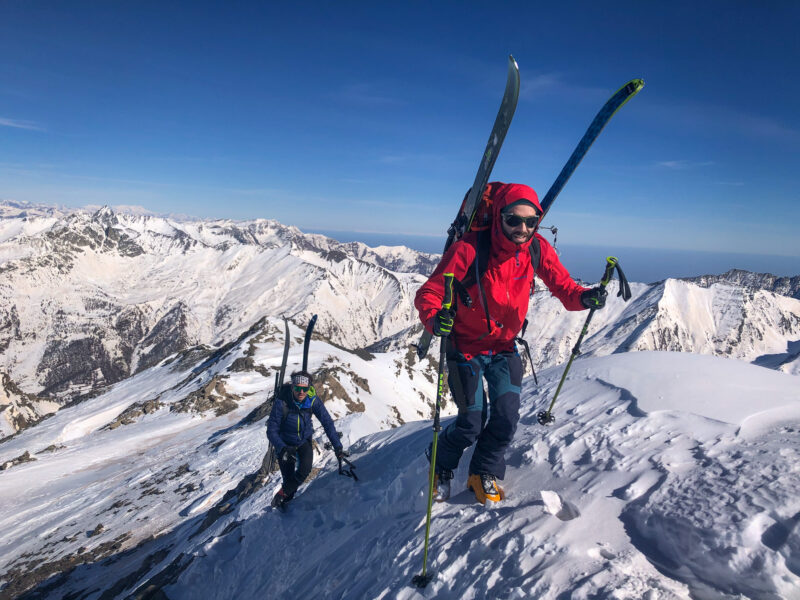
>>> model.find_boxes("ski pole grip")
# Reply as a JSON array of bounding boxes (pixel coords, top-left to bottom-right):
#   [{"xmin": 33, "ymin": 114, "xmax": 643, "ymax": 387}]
[
  {"xmin": 442, "ymin": 273, "xmax": 455, "ymax": 311},
  {"xmin": 600, "ymin": 256, "xmax": 618, "ymax": 287}
]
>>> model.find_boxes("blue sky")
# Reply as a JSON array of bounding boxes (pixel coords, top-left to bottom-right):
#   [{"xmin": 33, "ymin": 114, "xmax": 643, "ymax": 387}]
[{"xmin": 1, "ymin": 1, "xmax": 799, "ymax": 265}]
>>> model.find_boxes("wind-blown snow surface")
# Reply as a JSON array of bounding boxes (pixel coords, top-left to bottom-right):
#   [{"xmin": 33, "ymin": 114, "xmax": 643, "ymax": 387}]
[{"xmin": 3, "ymin": 352, "xmax": 798, "ymax": 599}]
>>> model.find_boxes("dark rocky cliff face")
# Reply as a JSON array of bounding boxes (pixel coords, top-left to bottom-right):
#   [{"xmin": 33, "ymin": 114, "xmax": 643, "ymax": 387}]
[
  {"xmin": 0, "ymin": 305, "xmax": 20, "ymax": 354},
  {"xmin": 136, "ymin": 303, "xmax": 194, "ymax": 372},
  {"xmin": 37, "ymin": 335, "xmax": 128, "ymax": 401}
]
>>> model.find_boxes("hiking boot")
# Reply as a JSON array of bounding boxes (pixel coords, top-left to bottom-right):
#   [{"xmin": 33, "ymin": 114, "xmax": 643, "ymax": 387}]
[
  {"xmin": 467, "ymin": 473, "xmax": 505, "ymax": 504},
  {"xmin": 433, "ymin": 469, "xmax": 454, "ymax": 502},
  {"xmin": 425, "ymin": 444, "xmax": 453, "ymax": 502},
  {"xmin": 271, "ymin": 488, "xmax": 291, "ymax": 509}
]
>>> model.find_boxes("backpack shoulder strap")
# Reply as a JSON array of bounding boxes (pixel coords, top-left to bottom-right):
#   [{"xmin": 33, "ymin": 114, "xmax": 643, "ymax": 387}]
[
  {"xmin": 471, "ymin": 230, "xmax": 492, "ymax": 334},
  {"xmin": 529, "ymin": 234, "xmax": 541, "ymax": 274},
  {"xmin": 281, "ymin": 396, "xmax": 290, "ymax": 424},
  {"xmin": 458, "ymin": 230, "xmax": 491, "ymax": 290}
]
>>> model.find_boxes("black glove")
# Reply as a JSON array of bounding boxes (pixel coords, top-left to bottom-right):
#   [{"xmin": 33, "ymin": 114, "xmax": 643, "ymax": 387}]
[
  {"xmin": 335, "ymin": 448, "xmax": 348, "ymax": 459},
  {"xmin": 279, "ymin": 446, "xmax": 297, "ymax": 462},
  {"xmin": 581, "ymin": 286, "xmax": 608, "ymax": 309},
  {"xmin": 431, "ymin": 308, "xmax": 454, "ymax": 337}
]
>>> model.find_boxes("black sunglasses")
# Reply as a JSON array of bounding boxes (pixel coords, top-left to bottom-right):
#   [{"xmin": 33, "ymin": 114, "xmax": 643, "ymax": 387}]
[
  {"xmin": 501, "ymin": 213, "xmax": 540, "ymax": 228},
  {"xmin": 293, "ymin": 385, "xmax": 309, "ymax": 393}
]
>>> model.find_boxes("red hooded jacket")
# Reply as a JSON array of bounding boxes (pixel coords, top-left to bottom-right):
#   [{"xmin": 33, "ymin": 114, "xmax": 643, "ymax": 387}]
[{"xmin": 414, "ymin": 182, "xmax": 588, "ymax": 358}]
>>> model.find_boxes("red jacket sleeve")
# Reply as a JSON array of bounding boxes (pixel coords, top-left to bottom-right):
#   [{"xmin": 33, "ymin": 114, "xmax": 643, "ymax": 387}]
[
  {"xmin": 536, "ymin": 235, "xmax": 588, "ymax": 311},
  {"xmin": 414, "ymin": 239, "xmax": 476, "ymax": 333}
]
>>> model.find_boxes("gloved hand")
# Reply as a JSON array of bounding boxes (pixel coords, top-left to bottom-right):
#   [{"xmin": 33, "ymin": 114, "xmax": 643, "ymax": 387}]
[
  {"xmin": 580, "ymin": 286, "xmax": 608, "ymax": 309},
  {"xmin": 431, "ymin": 308, "xmax": 455, "ymax": 337},
  {"xmin": 279, "ymin": 446, "xmax": 297, "ymax": 462},
  {"xmin": 335, "ymin": 447, "xmax": 349, "ymax": 459}
]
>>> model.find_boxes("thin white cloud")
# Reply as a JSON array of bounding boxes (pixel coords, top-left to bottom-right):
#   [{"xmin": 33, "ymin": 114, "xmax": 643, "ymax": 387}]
[
  {"xmin": 519, "ymin": 73, "xmax": 562, "ymax": 98},
  {"xmin": 0, "ymin": 117, "xmax": 45, "ymax": 131},
  {"xmin": 655, "ymin": 160, "xmax": 715, "ymax": 169}
]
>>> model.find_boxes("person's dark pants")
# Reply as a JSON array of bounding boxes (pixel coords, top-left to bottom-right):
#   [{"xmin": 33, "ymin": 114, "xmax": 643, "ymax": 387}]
[
  {"xmin": 436, "ymin": 350, "xmax": 522, "ymax": 479},
  {"xmin": 278, "ymin": 439, "xmax": 313, "ymax": 498}
]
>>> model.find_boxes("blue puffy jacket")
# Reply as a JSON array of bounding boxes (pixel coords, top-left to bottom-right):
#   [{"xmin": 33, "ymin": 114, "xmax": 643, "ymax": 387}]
[{"xmin": 266, "ymin": 384, "xmax": 342, "ymax": 453}]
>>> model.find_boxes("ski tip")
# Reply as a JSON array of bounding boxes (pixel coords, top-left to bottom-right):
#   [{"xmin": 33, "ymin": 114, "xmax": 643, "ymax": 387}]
[{"xmin": 627, "ymin": 78, "xmax": 645, "ymax": 93}]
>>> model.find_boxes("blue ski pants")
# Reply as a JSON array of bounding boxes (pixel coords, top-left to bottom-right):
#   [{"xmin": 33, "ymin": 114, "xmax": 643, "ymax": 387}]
[{"xmin": 436, "ymin": 350, "xmax": 522, "ymax": 479}]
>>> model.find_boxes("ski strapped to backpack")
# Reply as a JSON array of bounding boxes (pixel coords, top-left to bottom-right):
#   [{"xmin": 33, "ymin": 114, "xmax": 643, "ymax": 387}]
[
  {"xmin": 266, "ymin": 317, "xmax": 291, "ymax": 474},
  {"xmin": 275, "ymin": 313, "xmax": 319, "ymax": 427},
  {"xmin": 538, "ymin": 79, "xmax": 645, "ymax": 220},
  {"xmin": 299, "ymin": 313, "xmax": 356, "ymax": 481},
  {"xmin": 414, "ymin": 56, "xmax": 520, "ymax": 361},
  {"xmin": 302, "ymin": 314, "xmax": 317, "ymax": 371}
]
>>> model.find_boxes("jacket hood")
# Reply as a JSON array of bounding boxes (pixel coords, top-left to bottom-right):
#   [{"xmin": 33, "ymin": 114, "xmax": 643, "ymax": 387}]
[{"xmin": 489, "ymin": 182, "xmax": 541, "ymax": 253}]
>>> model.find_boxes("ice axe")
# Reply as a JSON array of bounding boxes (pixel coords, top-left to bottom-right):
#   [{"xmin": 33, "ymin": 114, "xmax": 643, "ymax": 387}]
[{"xmin": 537, "ymin": 256, "xmax": 631, "ymax": 426}]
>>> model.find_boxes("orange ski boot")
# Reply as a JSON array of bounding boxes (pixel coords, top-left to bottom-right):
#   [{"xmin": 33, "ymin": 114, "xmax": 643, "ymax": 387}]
[{"xmin": 467, "ymin": 473, "xmax": 505, "ymax": 504}]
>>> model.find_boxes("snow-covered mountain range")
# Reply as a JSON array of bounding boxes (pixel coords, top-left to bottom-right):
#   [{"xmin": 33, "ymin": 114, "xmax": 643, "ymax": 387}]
[
  {"xmin": 2, "ymin": 201, "xmax": 799, "ymax": 438},
  {"xmin": 1, "ymin": 200, "xmax": 799, "ymax": 598}
]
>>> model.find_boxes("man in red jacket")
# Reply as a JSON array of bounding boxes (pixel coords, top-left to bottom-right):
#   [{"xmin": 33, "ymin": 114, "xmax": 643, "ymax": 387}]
[{"xmin": 414, "ymin": 182, "xmax": 607, "ymax": 504}]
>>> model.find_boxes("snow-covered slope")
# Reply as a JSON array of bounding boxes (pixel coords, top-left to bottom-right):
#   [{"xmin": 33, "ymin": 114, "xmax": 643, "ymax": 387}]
[
  {"xmin": 2, "ymin": 202, "xmax": 799, "ymax": 440},
  {"xmin": 2, "ymin": 352, "xmax": 797, "ymax": 599},
  {"xmin": 525, "ymin": 278, "xmax": 800, "ymax": 377},
  {"xmin": 0, "ymin": 315, "xmax": 450, "ymax": 598}
]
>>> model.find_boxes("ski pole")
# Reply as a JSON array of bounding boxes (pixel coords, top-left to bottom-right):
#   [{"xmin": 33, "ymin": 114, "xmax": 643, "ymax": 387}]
[
  {"xmin": 412, "ymin": 272, "xmax": 455, "ymax": 589},
  {"xmin": 537, "ymin": 257, "xmax": 631, "ymax": 426}
]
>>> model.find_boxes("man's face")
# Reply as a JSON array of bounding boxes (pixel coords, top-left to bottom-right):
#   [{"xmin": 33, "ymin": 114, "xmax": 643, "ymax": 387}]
[
  {"xmin": 500, "ymin": 204, "xmax": 540, "ymax": 244},
  {"xmin": 292, "ymin": 385, "xmax": 309, "ymax": 401}
]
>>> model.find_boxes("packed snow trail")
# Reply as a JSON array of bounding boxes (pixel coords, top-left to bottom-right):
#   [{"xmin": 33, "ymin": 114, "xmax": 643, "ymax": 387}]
[{"xmin": 159, "ymin": 352, "xmax": 799, "ymax": 600}]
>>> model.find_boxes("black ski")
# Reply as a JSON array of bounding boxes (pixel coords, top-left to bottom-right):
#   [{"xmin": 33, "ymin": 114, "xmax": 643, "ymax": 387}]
[
  {"xmin": 266, "ymin": 317, "xmax": 291, "ymax": 473},
  {"xmin": 539, "ymin": 78, "xmax": 644, "ymax": 219},
  {"xmin": 277, "ymin": 317, "xmax": 291, "ymax": 390},
  {"xmin": 302, "ymin": 314, "xmax": 318, "ymax": 372},
  {"xmin": 415, "ymin": 55, "xmax": 520, "ymax": 360}
]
